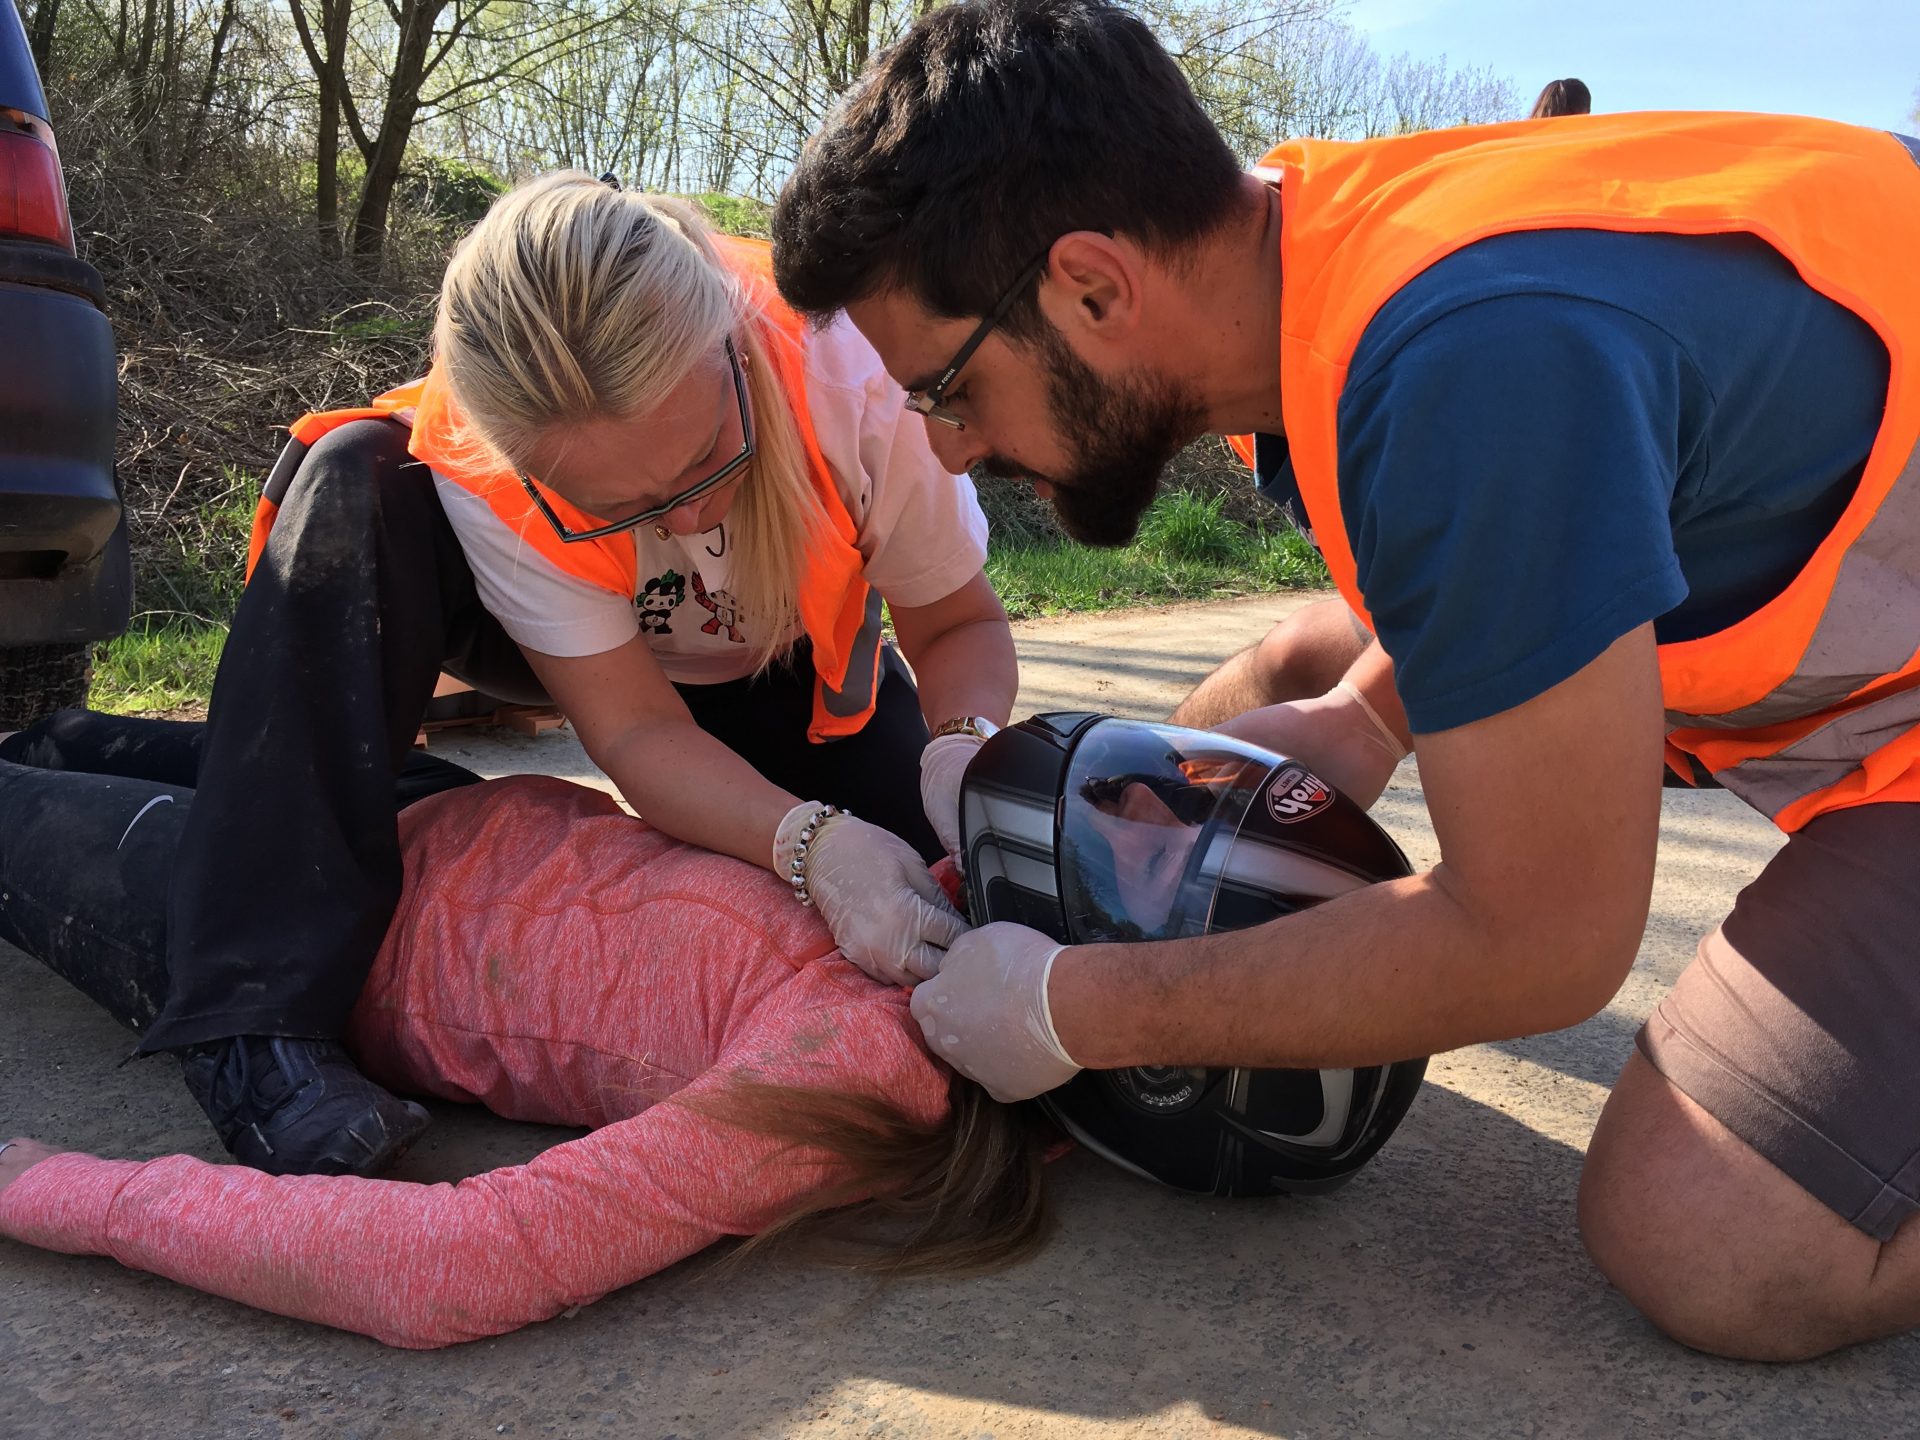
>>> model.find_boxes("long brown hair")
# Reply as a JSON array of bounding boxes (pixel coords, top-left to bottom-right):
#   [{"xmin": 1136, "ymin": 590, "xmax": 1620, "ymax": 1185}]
[
  {"xmin": 678, "ymin": 1074, "xmax": 1053, "ymax": 1277},
  {"xmin": 1529, "ymin": 77, "xmax": 1592, "ymax": 119}
]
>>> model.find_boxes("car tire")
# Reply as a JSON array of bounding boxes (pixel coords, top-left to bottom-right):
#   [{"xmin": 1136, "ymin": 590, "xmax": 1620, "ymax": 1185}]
[{"xmin": 0, "ymin": 641, "xmax": 93, "ymax": 731}]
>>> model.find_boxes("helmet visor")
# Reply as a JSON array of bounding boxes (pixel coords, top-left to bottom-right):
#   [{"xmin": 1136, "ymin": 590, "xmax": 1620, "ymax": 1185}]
[{"xmin": 1058, "ymin": 720, "xmax": 1276, "ymax": 943}]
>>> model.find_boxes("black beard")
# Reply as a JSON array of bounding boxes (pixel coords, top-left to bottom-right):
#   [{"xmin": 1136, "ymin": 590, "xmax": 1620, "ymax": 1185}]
[{"xmin": 1031, "ymin": 322, "xmax": 1207, "ymax": 548}]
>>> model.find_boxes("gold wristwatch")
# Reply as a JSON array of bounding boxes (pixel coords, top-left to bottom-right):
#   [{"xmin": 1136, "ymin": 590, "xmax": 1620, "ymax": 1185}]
[{"xmin": 931, "ymin": 715, "xmax": 1000, "ymax": 742}]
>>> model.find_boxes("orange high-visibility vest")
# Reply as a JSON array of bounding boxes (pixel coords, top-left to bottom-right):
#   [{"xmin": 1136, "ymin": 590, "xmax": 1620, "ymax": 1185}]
[
  {"xmin": 1241, "ymin": 112, "xmax": 1920, "ymax": 831},
  {"xmin": 248, "ymin": 235, "xmax": 884, "ymax": 742}
]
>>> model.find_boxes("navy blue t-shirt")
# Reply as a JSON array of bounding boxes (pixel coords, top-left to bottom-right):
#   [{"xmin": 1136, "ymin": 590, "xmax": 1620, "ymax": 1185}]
[{"xmin": 1262, "ymin": 229, "xmax": 1888, "ymax": 735}]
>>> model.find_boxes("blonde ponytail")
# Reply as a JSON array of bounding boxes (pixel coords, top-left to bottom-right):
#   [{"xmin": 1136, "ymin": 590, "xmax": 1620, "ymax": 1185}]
[{"xmin": 434, "ymin": 172, "xmax": 826, "ymax": 672}]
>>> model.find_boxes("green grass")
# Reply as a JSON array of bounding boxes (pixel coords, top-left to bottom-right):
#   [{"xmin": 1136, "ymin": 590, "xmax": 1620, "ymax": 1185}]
[
  {"xmin": 686, "ymin": 192, "xmax": 772, "ymax": 237},
  {"xmin": 332, "ymin": 307, "xmax": 431, "ymax": 343},
  {"xmin": 90, "ymin": 621, "xmax": 229, "ymax": 715},
  {"xmin": 988, "ymin": 492, "xmax": 1326, "ymax": 620},
  {"xmin": 91, "ymin": 494, "xmax": 1326, "ymax": 714}
]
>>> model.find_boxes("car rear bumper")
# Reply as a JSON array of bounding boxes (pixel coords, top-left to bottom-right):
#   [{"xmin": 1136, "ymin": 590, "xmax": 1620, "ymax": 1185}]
[{"xmin": 0, "ymin": 240, "xmax": 126, "ymax": 643}]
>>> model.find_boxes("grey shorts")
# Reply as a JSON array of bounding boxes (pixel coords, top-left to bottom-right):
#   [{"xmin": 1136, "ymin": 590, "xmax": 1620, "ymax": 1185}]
[{"xmin": 1638, "ymin": 802, "xmax": 1920, "ymax": 1242}]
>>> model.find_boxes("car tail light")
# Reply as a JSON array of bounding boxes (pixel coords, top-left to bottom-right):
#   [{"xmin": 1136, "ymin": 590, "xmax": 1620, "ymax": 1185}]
[{"xmin": 0, "ymin": 108, "xmax": 74, "ymax": 252}]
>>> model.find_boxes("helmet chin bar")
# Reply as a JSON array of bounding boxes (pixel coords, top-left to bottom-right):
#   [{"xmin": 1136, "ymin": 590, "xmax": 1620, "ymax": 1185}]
[{"xmin": 958, "ymin": 713, "xmax": 1428, "ymax": 1198}]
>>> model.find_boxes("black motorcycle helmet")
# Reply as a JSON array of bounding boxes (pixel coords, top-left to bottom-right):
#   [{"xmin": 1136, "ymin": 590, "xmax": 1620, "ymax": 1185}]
[{"xmin": 958, "ymin": 712, "xmax": 1427, "ymax": 1198}]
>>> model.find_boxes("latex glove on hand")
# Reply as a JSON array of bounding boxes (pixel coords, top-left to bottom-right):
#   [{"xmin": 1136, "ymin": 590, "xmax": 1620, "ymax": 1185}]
[
  {"xmin": 779, "ymin": 803, "xmax": 969, "ymax": 987},
  {"xmin": 909, "ymin": 922, "xmax": 1083, "ymax": 1102},
  {"xmin": 918, "ymin": 732, "xmax": 986, "ymax": 866},
  {"xmin": 1214, "ymin": 680, "xmax": 1410, "ymax": 810}
]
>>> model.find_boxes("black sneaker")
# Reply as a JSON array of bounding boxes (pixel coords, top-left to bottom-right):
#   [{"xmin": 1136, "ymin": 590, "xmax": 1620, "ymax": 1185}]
[{"xmin": 178, "ymin": 1035, "xmax": 431, "ymax": 1177}]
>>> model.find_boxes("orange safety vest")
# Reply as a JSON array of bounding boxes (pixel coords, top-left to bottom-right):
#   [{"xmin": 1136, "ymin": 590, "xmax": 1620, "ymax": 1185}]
[
  {"xmin": 247, "ymin": 234, "xmax": 884, "ymax": 743},
  {"xmin": 1238, "ymin": 112, "xmax": 1920, "ymax": 832}
]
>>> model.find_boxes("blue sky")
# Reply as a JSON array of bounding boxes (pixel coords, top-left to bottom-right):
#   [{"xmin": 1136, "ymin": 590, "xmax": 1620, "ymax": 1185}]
[{"xmin": 1340, "ymin": 0, "xmax": 1919, "ymax": 131}]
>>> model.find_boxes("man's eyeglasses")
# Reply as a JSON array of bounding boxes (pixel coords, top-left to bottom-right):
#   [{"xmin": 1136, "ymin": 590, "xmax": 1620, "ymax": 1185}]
[
  {"xmin": 520, "ymin": 335, "xmax": 755, "ymax": 543},
  {"xmin": 903, "ymin": 247, "xmax": 1053, "ymax": 431}
]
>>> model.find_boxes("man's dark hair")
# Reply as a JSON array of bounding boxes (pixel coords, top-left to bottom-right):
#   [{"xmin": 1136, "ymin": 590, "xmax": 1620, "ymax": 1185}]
[{"xmin": 771, "ymin": 0, "xmax": 1244, "ymax": 334}]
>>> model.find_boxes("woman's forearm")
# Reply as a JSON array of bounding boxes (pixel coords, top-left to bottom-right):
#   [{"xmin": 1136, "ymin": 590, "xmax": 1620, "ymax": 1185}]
[
  {"xmin": 901, "ymin": 615, "xmax": 1018, "ymax": 729},
  {"xmin": 593, "ymin": 719, "xmax": 796, "ymax": 870},
  {"xmin": 0, "ymin": 1150, "xmax": 577, "ymax": 1349},
  {"xmin": 891, "ymin": 574, "xmax": 1017, "ymax": 730}
]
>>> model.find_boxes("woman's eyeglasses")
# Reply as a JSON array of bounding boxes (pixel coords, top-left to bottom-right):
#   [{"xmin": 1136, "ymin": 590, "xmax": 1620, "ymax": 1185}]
[{"xmin": 520, "ymin": 336, "xmax": 755, "ymax": 543}]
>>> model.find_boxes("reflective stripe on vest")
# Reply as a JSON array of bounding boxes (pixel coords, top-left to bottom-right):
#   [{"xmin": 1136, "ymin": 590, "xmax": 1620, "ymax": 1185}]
[
  {"xmin": 817, "ymin": 587, "xmax": 886, "ymax": 723},
  {"xmin": 1261, "ymin": 113, "xmax": 1920, "ymax": 830},
  {"xmin": 250, "ymin": 237, "xmax": 882, "ymax": 743},
  {"xmin": 1665, "ymin": 441, "xmax": 1920, "ymax": 733}
]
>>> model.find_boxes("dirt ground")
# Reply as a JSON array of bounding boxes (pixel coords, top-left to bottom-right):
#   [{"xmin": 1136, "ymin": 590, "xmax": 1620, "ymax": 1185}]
[{"xmin": 3, "ymin": 592, "xmax": 1915, "ymax": 1439}]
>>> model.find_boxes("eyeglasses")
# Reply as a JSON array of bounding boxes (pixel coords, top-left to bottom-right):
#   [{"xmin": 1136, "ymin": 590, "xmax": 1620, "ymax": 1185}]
[
  {"xmin": 903, "ymin": 247, "xmax": 1053, "ymax": 431},
  {"xmin": 519, "ymin": 336, "xmax": 755, "ymax": 543}
]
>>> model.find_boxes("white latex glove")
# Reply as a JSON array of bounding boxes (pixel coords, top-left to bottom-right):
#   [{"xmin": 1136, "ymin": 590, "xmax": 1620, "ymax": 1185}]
[
  {"xmin": 778, "ymin": 803, "xmax": 969, "ymax": 986},
  {"xmin": 918, "ymin": 732, "xmax": 986, "ymax": 865},
  {"xmin": 909, "ymin": 922, "xmax": 1083, "ymax": 1102},
  {"xmin": 1214, "ymin": 680, "xmax": 1410, "ymax": 810}
]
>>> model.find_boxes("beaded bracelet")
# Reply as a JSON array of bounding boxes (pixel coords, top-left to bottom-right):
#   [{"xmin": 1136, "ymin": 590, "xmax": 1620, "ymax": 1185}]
[{"xmin": 787, "ymin": 803, "xmax": 848, "ymax": 908}]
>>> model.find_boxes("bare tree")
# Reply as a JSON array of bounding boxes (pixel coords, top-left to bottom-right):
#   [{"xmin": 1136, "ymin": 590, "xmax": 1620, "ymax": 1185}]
[
  {"xmin": 284, "ymin": 1, "xmax": 641, "ymax": 265},
  {"xmin": 26, "ymin": 0, "xmax": 59, "ymax": 71},
  {"xmin": 285, "ymin": 0, "xmax": 350, "ymax": 249}
]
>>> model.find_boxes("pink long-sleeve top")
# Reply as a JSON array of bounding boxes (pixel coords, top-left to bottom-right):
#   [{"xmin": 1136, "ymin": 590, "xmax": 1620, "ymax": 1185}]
[{"xmin": 0, "ymin": 776, "xmax": 949, "ymax": 1348}]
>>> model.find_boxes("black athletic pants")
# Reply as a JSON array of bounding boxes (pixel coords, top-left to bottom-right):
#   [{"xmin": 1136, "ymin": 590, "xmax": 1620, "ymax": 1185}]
[
  {"xmin": 8, "ymin": 418, "xmax": 936, "ymax": 1053},
  {"xmin": 0, "ymin": 716, "xmax": 481, "ymax": 1038}
]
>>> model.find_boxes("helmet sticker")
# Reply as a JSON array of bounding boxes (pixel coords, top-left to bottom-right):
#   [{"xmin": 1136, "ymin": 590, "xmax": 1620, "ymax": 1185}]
[{"xmin": 1266, "ymin": 765, "xmax": 1334, "ymax": 823}]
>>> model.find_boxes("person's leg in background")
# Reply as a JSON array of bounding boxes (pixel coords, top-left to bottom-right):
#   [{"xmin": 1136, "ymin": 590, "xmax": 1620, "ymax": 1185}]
[
  {"xmin": 0, "ymin": 708, "xmax": 486, "ymax": 816},
  {"xmin": 1169, "ymin": 597, "xmax": 1372, "ymax": 730},
  {"xmin": 678, "ymin": 643, "xmax": 943, "ymax": 864},
  {"xmin": 131, "ymin": 418, "xmax": 519, "ymax": 1176}
]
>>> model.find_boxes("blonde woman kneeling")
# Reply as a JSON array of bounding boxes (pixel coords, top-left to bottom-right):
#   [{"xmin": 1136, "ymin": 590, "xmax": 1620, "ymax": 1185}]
[{"xmin": 57, "ymin": 174, "xmax": 1015, "ymax": 1180}]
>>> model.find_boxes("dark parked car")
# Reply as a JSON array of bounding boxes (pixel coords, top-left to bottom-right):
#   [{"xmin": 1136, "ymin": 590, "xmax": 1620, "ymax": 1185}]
[{"xmin": 0, "ymin": 3, "xmax": 125, "ymax": 726}]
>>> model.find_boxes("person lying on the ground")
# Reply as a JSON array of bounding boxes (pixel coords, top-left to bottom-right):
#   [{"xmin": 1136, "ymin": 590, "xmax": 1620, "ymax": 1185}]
[
  {"xmin": 0, "ymin": 712, "xmax": 1039, "ymax": 1349},
  {"xmin": 0, "ymin": 709, "xmax": 1425, "ymax": 1346},
  {"xmin": 770, "ymin": 0, "xmax": 1920, "ymax": 1361},
  {"xmin": 114, "ymin": 168, "xmax": 1015, "ymax": 1183}
]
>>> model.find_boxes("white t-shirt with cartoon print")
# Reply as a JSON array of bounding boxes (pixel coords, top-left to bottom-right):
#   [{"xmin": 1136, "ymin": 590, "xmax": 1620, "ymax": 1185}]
[{"xmin": 434, "ymin": 314, "xmax": 991, "ymax": 685}]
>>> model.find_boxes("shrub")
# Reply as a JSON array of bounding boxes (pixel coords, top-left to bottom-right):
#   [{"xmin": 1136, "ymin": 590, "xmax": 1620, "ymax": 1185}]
[
  {"xmin": 402, "ymin": 155, "xmax": 508, "ymax": 229},
  {"xmin": 1135, "ymin": 489, "xmax": 1240, "ymax": 564},
  {"xmin": 690, "ymin": 192, "xmax": 773, "ymax": 238}
]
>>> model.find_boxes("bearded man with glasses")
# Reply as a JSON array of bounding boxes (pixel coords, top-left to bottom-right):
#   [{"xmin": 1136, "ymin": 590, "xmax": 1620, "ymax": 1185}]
[{"xmin": 774, "ymin": 0, "xmax": 1920, "ymax": 1365}]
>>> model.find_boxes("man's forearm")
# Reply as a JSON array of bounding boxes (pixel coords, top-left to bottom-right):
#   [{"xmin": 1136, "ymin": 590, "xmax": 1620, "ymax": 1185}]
[{"xmin": 1048, "ymin": 866, "xmax": 1629, "ymax": 1071}]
